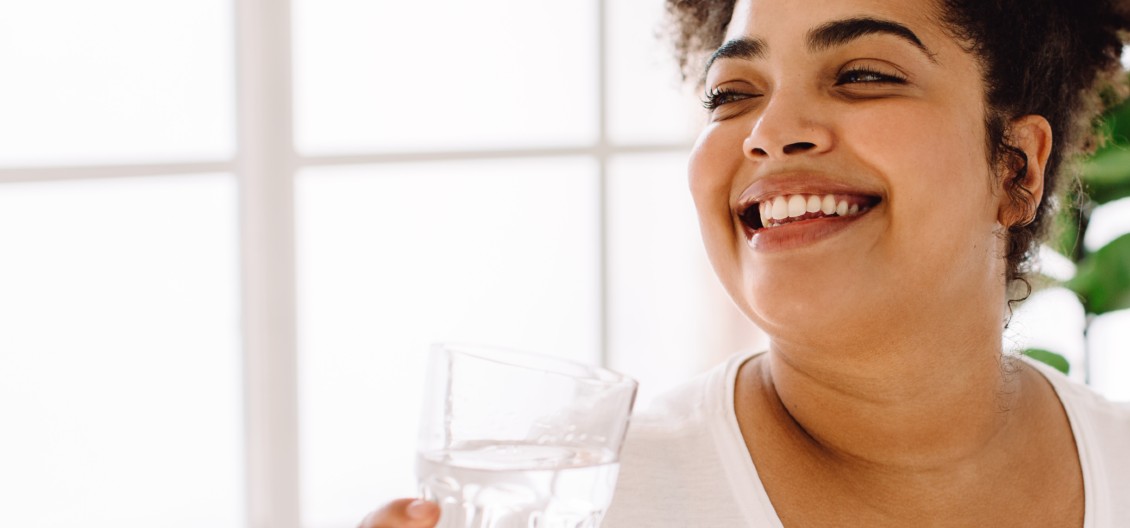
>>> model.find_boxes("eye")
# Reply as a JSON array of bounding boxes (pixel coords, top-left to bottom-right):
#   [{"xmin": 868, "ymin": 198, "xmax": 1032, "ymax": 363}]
[
  {"xmin": 836, "ymin": 66, "xmax": 907, "ymax": 85},
  {"xmin": 702, "ymin": 86, "xmax": 758, "ymax": 110}
]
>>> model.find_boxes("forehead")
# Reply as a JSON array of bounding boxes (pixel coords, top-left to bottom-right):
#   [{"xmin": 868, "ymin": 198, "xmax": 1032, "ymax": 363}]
[{"xmin": 726, "ymin": 0, "xmax": 942, "ymax": 46}]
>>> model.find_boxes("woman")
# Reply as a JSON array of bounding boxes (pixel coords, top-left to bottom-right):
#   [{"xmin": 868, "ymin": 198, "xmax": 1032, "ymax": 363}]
[{"xmin": 365, "ymin": 0, "xmax": 1130, "ymax": 526}]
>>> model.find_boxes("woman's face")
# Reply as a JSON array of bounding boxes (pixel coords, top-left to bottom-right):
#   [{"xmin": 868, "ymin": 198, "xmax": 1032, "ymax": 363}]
[{"xmin": 691, "ymin": 0, "xmax": 1009, "ymax": 341}]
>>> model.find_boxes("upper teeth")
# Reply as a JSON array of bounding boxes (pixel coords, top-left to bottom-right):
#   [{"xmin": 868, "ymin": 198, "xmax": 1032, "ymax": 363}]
[{"xmin": 758, "ymin": 194, "xmax": 866, "ymax": 227}]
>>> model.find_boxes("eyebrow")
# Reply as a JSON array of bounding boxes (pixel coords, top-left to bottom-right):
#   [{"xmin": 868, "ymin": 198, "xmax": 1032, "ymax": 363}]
[
  {"xmin": 807, "ymin": 17, "xmax": 935, "ymax": 61},
  {"xmin": 703, "ymin": 16, "xmax": 936, "ymax": 79},
  {"xmin": 703, "ymin": 37, "xmax": 767, "ymax": 78}
]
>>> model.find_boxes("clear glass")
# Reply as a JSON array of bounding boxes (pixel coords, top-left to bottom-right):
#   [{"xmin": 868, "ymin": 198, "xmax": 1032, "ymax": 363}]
[
  {"xmin": 295, "ymin": 159, "xmax": 600, "ymax": 528},
  {"xmin": 0, "ymin": 0, "xmax": 234, "ymax": 166},
  {"xmin": 417, "ymin": 343, "xmax": 637, "ymax": 528},
  {"xmin": 0, "ymin": 174, "xmax": 243, "ymax": 527},
  {"xmin": 293, "ymin": 0, "xmax": 597, "ymax": 154}
]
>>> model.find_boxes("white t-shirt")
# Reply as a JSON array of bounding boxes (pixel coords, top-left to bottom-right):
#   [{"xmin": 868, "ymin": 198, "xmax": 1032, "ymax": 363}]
[{"xmin": 603, "ymin": 351, "xmax": 1130, "ymax": 527}]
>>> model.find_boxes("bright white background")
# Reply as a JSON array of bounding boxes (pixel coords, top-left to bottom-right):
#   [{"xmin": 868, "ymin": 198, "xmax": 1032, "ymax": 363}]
[{"xmin": 0, "ymin": 1, "xmax": 1126, "ymax": 527}]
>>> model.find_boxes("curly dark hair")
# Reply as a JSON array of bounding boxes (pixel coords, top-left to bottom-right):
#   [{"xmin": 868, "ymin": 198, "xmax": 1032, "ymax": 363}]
[{"xmin": 665, "ymin": 0, "xmax": 1130, "ymax": 301}]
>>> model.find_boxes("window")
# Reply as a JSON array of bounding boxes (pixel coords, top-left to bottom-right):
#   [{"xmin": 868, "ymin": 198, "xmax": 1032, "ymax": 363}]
[{"xmin": 290, "ymin": 1, "xmax": 739, "ymax": 526}]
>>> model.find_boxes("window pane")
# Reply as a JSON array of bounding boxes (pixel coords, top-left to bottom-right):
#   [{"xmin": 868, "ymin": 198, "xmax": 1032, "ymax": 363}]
[
  {"xmin": 0, "ymin": 1, "xmax": 234, "ymax": 166},
  {"xmin": 1088, "ymin": 309, "xmax": 1130, "ymax": 401},
  {"xmin": 0, "ymin": 175, "xmax": 242, "ymax": 527},
  {"xmin": 1006, "ymin": 287, "xmax": 1088, "ymax": 383},
  {"xmin": 606, "ymin": 153, "xmax": 764, "ymax": 407},
  {"xmin": 293, "ymin": 0, "xmax": 597, "ymax": 155},
  {"xmin": 607, "ymin": 0, "xmax": 702, "ymax": 145},
  {"xmin": 296, "ymin": 159, "xmax": 600, "ymax": 528}
]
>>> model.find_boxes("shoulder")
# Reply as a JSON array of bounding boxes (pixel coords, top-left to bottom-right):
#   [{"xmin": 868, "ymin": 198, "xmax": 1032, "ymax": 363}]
[
  {"xmin": 628, "ymin": 349, "xmax": 764, "ymax": 428},
  {"xmin": 603, "ymin": 352, "xmax": 761, "ymax": 527},
  {"xmin": 1023, "ymin": 357, "xmax": 1130, "ymax": 521},
  {"xmin": 1052, "ymin": 373, "xmax": 1130, "ymax": 473},
  {"xmin": 1052, "ymin": 374, "xmax": 1130, "ymax": 471},
  {"xmin": 620, "ymin": 349, "xmax": 758, "ymax": 448},
  {"xmin": 615, "ymin": 362, "xmax": 725, "ymax": 486},
  {"xmin": 1026, "ymin": 358, "xmax": 1130, "ymax": 443}
]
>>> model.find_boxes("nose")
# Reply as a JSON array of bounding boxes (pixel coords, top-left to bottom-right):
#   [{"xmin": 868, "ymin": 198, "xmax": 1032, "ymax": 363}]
[{"xmin": 742, "ymin": 94, "xmax": 832, "ymax": 161}]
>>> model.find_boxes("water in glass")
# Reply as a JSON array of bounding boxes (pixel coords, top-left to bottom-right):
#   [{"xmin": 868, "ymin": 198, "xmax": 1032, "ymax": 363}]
[{"xmin": 417, "ymin": 440, "xmax": 619, "ymax": 528}]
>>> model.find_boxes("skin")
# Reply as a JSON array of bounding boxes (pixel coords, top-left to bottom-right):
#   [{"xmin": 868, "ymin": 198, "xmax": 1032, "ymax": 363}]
[
  {"xmin": 364, "ymin": 0, "xmax": 1081, "ymax": 525},
  {"xmin": 698, "ymin": 0, "xmax": 1082, "ymax": 525},
  {"xmin": 358, "ymin": 498, "xmax": 439, "ymax": 528}
]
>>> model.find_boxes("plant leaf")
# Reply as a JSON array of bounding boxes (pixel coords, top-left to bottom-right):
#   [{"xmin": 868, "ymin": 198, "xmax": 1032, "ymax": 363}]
[
  {"xmin": 1023, "ymin": 348, "xmax": 1071, "ymax": 374},
  {"xmin": 1080, "ymin": 147, "xmax": 1130, "ymax": 205},
  {"xmin": 1048, "ymin": 204, "xmax": 1082, "ymax": 261},
  {"xmin": 1100, "ymin": 86, "xmax": 1130, "ymax": 146},
  {"xmin": 1066, "ymin": 233, "xmax": 1130, "ymax": 314}
]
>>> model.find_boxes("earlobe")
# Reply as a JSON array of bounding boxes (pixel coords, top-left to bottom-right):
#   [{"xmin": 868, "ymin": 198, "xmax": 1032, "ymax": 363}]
[{"xmin": 998, "ymin": 115, "xmax": 1053, "ymax": 228}]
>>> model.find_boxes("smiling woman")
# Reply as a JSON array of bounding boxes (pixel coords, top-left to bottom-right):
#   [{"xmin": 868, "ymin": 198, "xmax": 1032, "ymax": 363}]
[
  {"xmin": 360, "ymin": 0, "xmax": 1130, "ymax": 527},
  {"xmin": 602, "ymin": 0, "xmax": 1130, "ymax": 526}
]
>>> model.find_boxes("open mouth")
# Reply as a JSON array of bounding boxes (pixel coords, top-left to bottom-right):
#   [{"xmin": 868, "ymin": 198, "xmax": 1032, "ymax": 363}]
[{"xmin": 739, "ymin": 193, "xmax": 882, "ymax": 231}]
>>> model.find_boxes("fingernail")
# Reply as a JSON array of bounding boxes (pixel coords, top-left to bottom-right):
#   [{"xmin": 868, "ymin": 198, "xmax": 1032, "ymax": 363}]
[{"xmin": 406, "ymin": 499, "xmax": 432, "ymax": 518}]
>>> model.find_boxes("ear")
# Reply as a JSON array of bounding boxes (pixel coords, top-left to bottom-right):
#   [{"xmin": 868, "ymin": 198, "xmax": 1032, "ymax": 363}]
[{"xmin": 997, "ymin": 115, "xmax": 1053, "ymax": 228}]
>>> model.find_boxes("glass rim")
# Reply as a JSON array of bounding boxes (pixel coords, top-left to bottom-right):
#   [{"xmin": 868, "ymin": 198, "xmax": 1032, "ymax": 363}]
[{"xmin": 430, "ymin": 341, "xmax": 638, "ymax": 390}]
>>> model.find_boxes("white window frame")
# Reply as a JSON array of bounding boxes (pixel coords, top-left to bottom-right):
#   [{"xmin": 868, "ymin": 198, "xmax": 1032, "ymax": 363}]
[{"xmin": 0, "ymin": 0, "xmax": 690, "ymax": 526}]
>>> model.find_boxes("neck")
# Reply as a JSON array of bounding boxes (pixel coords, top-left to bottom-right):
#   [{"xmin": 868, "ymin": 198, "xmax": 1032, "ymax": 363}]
[{"xmin": 754, "ymin": 313, "xmax": 1027, "ymax": 473}]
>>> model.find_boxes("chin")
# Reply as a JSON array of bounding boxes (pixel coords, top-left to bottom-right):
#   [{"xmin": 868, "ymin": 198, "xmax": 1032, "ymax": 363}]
[{"xmin": 736, "ymin": 271, "xmax": 892, "ymax": 345}]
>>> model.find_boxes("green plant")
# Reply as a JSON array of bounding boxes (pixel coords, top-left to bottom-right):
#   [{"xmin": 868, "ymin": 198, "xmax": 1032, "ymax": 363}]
[{"xmin": 1023, "ymin": 79, "xmax": 1130, "ymax": 374}]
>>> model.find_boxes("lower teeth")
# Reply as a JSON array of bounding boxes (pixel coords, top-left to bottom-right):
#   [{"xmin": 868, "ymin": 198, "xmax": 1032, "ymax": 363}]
[{"xmin": 763, "ymin": 207, "xmax": 866, "ymax": 228}]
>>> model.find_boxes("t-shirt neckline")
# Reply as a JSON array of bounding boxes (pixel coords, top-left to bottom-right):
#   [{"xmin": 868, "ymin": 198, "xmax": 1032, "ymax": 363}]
[{"xmin": 708, "ymin": 349, "xmax": 1095, "ymax": 528}]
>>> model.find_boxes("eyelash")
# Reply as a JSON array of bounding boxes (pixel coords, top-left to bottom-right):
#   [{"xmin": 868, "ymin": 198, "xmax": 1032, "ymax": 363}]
[
  {"xmin": 835, "ymin": 66, "xmax": 907, "ymax": 85},
  {"xmin": 702, "ymin": 67, "xmax": 908, "ymax": 111},
  {"xmin": 702, "ymin": 87, "xmax": 756, "ymax": 110}
]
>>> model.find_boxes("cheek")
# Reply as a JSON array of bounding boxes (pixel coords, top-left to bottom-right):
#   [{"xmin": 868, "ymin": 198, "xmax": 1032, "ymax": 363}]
[
  {"xmin": 688, "ymin": 124, "xmax": 744, "ymax": 243},
  {"xmin": 848, "ymin": 102, "xmax": 1002, "ymax": 272},
  {"xmin": 854, "ymin": 100, "xmax": 992, "ymax": 204},
  {"xmin": 688, "ymin": 124, "xmax": 752, "ymax": 297},
  {"xmin": 689, "ymin": 124, "xmax": 737, "ymax": 193}
]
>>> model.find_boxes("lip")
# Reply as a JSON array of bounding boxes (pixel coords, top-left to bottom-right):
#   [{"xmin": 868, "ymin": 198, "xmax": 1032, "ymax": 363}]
[
  {"xmin": 736, "ymin": 173, "xmax": 884, "ymax": 210},
  {"xmin": 735, "ymin": 172, "xmax": 884, "ymax": 252},
  {"xmin": 743, "ymin": 206, "xmax": 877, "ymax": 251}
]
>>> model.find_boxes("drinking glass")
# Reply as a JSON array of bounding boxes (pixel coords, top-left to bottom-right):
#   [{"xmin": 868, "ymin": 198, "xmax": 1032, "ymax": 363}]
[{"xmin": 416, "ymin": 343, "xmax": 638, "ymax": 528}]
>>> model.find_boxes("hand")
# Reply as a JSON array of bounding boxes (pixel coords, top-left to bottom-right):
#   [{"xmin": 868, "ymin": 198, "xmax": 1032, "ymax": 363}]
[{"xmin": 358, "ymin": 498, "xmax": 440, "ymax": 528}]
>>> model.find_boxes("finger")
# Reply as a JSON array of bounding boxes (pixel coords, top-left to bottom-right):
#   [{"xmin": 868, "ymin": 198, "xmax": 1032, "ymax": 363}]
[{"xmin": 359, "ymin": 498, "xmax": 441, "ymax": 528}]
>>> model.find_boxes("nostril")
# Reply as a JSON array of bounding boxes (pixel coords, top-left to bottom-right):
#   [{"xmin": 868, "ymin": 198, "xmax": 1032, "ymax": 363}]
[
  {"xmin": 750, "ymin": 147, "xmax": 769, "ymax": 157},
  {"xmin": 782, "ymin": 142, "xmax": 816, "ymax": 155}
]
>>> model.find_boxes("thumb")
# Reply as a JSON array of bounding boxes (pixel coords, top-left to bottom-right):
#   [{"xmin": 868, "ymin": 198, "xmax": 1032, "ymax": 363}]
[{"xmin": 359, "ymin": 498, "xmax": 440, "ymax": 528}]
